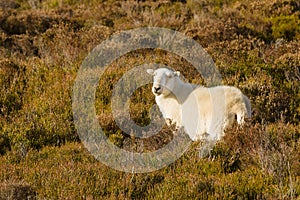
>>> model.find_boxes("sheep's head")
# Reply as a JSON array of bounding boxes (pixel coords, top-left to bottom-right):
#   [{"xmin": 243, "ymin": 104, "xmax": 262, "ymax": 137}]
[{"xmin": 147, "ymin": 68, "xmax": 180, "ymax": 97}]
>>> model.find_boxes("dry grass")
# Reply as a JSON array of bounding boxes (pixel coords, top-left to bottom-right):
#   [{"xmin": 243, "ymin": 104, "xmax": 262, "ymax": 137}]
[{"xmin": 0, "ymin": 0, "xmax": 299, "ymax": 199}]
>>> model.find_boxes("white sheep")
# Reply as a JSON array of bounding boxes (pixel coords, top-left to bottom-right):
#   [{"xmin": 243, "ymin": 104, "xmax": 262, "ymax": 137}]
[{"xmin": 147, "ymin": 68, "xmax": 251, "ymax": 156}]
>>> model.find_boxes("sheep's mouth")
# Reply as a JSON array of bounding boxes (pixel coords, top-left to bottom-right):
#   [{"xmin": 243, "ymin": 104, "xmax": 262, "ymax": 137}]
[{"xmin": 154, "ymin": 91, "xmax": 162, "ymax": 95}]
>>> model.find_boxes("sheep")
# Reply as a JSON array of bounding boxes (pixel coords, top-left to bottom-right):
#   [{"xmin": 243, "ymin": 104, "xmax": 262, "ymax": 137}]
[{"xmin": 146, "ymin": 68, "xmax": 251, "ymax": 157}]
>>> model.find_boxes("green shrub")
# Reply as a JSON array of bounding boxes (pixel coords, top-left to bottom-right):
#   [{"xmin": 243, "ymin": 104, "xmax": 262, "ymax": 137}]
[
  {"xmin": 0, "ymin": 132, "xmax": 10, "ymax": 155},
  {"xmin": 0, "ymin": 58, "xmax": 77, "ymax": 152},
  {"xmin": 270, "ymin": 14, "xmax": 300, "ymax": 40},
  {"xmin": 0, "ymin": 59, "xmax": 26, "ymax": 117}
]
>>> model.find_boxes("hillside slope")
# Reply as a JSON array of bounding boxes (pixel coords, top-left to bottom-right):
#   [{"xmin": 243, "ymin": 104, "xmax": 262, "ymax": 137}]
[{"xmin": 0, "ymin": 0, "xmax": 299, "ymax": 199}]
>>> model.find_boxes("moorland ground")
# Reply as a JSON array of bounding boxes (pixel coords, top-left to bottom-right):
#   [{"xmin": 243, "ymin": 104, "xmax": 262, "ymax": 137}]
[{"xmin": 0, "ymin": 0, "xmax": 299, "ymax": 199}]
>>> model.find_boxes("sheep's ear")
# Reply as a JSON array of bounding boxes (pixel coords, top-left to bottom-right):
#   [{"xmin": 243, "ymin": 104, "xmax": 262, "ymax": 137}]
[
  {"xmin": 146, "ymin": 69, "xmax": 154, "ymax": 75},
  {"xmin": 174, "ymin": 71, "xmax": 180, "ymax": 77}
]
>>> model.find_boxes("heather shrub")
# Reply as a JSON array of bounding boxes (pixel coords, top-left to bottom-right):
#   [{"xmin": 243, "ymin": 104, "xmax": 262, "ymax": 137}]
[
  {"xmin": 0, "ymin": 0, "xmax": 299, "ymax": 198},
  {"xmin": 0, "ymin": 58, "xmax": 77, "ymax": 152},
  {"xmin": 0, "ymin": 59, "xmax": 26, "ymax": 117},
  {"xmin": 0, "ymin": 180, "xmax": 36, "ymax": 200}
]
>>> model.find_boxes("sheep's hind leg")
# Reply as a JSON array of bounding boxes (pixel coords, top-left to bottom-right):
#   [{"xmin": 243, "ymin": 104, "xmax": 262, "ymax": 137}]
[{"xmin": 236, "ymin": 112, "xmax": 245, "ymax": 126}]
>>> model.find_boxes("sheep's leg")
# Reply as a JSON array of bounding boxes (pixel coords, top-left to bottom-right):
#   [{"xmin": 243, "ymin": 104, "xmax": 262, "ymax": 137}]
[
  {"xmin": 165, "ymin": 118, "xmax": 172, "ymax": 126},
  {"xmin": 198, "ymin": 131, "xmax": 216, "ymax": 158},
  {"xmin": 236, "ymin": 112, "xmax": 245, "ymax": 126},
  {"xmin": 222, "ymin": 113, "xmax": 235, "ymax": 137},
  {"xmin": 198, "ymin": 138, "xmax": 216, "ymax": 158}
]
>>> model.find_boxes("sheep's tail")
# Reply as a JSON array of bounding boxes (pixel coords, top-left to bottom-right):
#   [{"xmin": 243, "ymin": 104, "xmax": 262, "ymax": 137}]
[{"xmin": 243, "ymin": 94, "xmax": 251, "ymax": 118}]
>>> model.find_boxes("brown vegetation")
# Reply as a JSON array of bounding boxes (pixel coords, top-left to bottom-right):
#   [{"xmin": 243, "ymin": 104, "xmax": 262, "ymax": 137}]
[{"xmin": 0, "ymin": 0, "xmax": 299, "ymax": 199}]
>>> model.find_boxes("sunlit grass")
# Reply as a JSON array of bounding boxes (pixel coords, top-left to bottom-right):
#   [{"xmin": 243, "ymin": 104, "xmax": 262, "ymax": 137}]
[{"xmin": 0, "ymin": 0, "xmax": 299, "ymax": 198}]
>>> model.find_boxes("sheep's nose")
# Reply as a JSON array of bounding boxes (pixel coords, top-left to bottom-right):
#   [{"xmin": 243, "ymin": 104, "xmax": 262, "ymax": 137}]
[{"xmin": 154, "ymin": 86, "xmax": 161, "ymax": 93}]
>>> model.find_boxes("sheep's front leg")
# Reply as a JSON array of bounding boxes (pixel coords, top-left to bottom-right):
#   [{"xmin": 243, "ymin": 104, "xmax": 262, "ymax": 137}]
[{"xmin": 198, "ymin": 136, "xmax": 217, "ymax": 158}]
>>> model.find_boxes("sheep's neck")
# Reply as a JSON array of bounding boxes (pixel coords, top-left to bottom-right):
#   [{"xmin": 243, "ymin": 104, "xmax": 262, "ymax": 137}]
[{"xmin": 171, "ymin": 78, "xmax": 194, "ymax": 104}]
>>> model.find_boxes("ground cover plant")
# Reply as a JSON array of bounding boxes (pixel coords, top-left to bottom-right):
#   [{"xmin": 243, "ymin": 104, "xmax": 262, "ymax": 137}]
[{"xmin": 0, "ymin": 0, "xmax": 299, "ymax": 199}]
